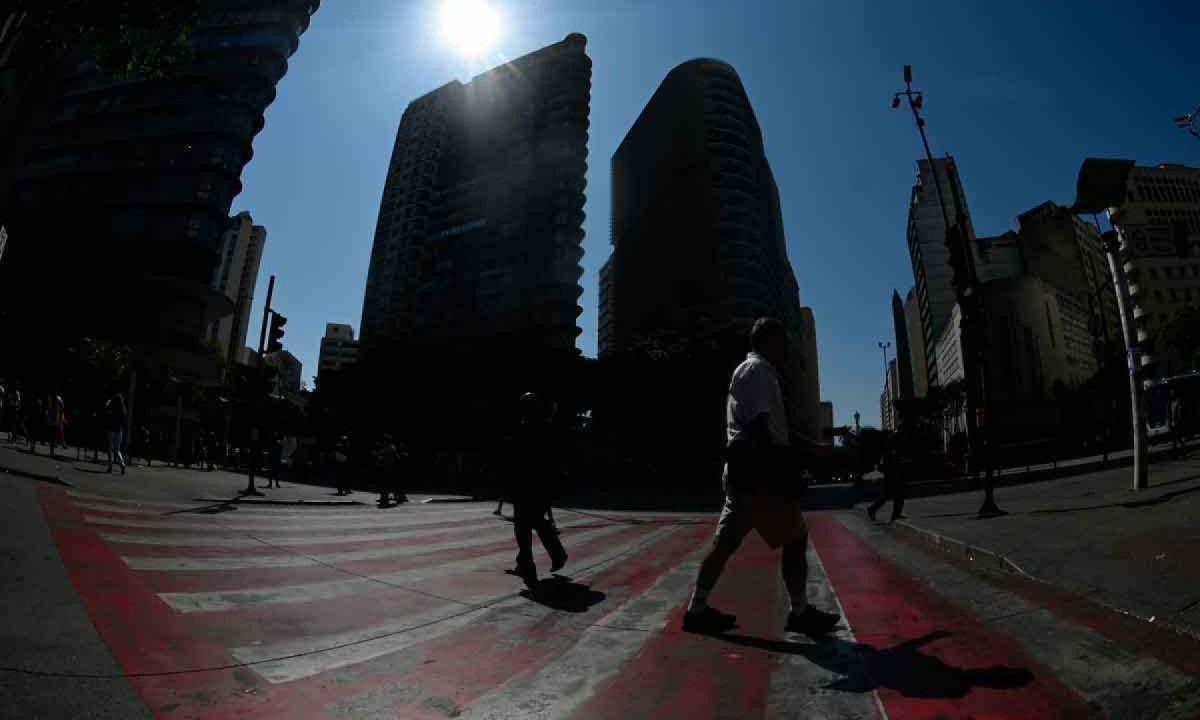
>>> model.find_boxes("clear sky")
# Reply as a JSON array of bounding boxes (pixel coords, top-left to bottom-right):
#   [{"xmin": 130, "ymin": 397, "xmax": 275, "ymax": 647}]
[{"xmin": 236, "ymin": 0, "xmax": 1200, "ymax": 428}]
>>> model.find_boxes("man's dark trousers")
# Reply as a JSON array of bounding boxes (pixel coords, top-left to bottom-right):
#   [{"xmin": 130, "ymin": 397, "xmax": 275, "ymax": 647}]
[
  {"xmin": 513, "ymin": 497, "xmax": 564, "ymax": 572},
  {"xmin": 868, "ymin": 468, "xmax": 906, "ymax": 519}
]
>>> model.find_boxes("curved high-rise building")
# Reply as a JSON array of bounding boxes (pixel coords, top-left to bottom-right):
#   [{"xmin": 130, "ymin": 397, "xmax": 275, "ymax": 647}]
[
  {"xmin": 361, "ymin": 34, "xmax": 590, "ymax": 357},
  {"xmin": 603, "ymin": 58, "xmax": 816, "ymax": 439},
  {"xmin": 0, "ymin": 1, "xmax": 318, "ymax": 379}
]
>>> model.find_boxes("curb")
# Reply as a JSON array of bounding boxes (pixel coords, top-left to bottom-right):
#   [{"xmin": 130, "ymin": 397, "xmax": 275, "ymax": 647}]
[
  {"xmin": 420, "ymin": 496, "xmax": 481, "ymax": 504},
  {"xmin": 192, "ymin": 497, "xmax": 365, "ymax": 506},
  {"xmin": 889, "ymin": 519, "xmax": 1027, "ymax": 576},
  {"xmin": 888, "ymin": 517, "xmax": 1200, "ymax": 644}
]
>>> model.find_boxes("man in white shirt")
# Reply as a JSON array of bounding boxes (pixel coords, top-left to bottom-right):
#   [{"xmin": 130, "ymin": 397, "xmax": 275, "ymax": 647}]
[{"xmin": 682, "ymin": 317, "xmax": 840, "ymax": 636}]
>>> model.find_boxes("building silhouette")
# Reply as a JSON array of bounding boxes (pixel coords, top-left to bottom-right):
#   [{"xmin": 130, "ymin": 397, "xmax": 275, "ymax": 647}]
[
  {"xmin": 0, "ymin": 1, "xmax": 319, "ymax": 382},
  {"xmin": 1110, "ymin": 164, "xmax": 1200, "ymax": 375},
  {"xmin": 360, "ymin": 34, "xmax": 591, "ymax": 357},
  {"xmin": 209, "ymin": 212, "xmax": 267, "ymax": 366},
  {"xmin": 601, "ymin": 58, "xmax": 817, "ymax": 439},
  {"xmin": 317, "ymin": 323, "xmax": 358, "ymax": 385}
]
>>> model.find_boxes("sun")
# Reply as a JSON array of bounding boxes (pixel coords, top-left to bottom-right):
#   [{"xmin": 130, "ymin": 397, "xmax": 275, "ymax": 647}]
[{"xmin": 438, "ymin": 0, "xmax": 502, "ymax": 60}]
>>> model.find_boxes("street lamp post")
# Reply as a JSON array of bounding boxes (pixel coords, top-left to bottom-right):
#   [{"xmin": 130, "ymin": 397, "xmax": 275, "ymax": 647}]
[
  {"xmin": 892, "ymin": 65, "xmax": 1001, "ymax": 517},
  {"xmin": 1071, "ymin": 158, "xmax": 1149, "ymax": 491}
]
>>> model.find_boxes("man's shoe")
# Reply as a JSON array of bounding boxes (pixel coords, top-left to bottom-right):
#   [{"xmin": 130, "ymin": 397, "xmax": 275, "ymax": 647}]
[
  {"xmin": 505, "ymin": 563, "xmax": 538, "ymax": 589},
  {"xmin": 549, "ymin": 548, "xmax": 568, "ymax": 573},
  {"xmin": 682, "ymin": 606, "xmax": 737, "ymax": 634},
  {"xmin": 786, "ymin": 606, "xmax": 841, "ymax": 636}
]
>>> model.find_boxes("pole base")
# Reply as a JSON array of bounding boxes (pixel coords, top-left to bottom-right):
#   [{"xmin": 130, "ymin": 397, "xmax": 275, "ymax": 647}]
[
  {"xmin": 241, "ymin": 485, "xmax": 264, "ymax": 497},
  {"xmin": 977, "ymin": 494, "xmax": 1006, "ymax": 519}
]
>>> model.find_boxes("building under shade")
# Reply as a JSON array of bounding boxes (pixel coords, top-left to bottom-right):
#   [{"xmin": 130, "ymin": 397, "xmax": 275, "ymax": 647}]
[
  {"xmin": 360, "ymin": 34, "xmax": 590, "ymax": 358},
  {"xmin": 601, "ymin": 58, "xmax": 818, "ymax": 443},
  {"xmin": 0, "ymin": 1, "xmax": 319, "ymax": 382}
]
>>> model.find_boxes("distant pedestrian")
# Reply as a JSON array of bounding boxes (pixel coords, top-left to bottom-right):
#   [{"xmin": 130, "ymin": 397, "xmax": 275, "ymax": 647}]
[
  {"xmin": 504, "ymin": 392, "xmax": 568, "ymax": 589},
  {"xmin": 5, "ymin": 386, "xmax": 20, "ymax": 442},
  {"xmin": 867, "ymin": 434, "xmax": 908, "ymax": 522},
  {"xmin": 682, "ymin": 317, "xmax": 840, "ymax": 636},
  {"xmin": 26, "ymin": 395, "xmax": 43, "ymax": 454},
  {"xmin": 373, "ymin": 435, "xmax": 406, "ymax": 505},
  {"xmin": 53, "ymin": 392, "xmax": 67, "ymax": 450},
  {"xmin": 104, "ymin": 393, "xmax": 127, "ymax": 474},
  {"xmin": 266, "ymin": 435, "xmax": 283, "ymax": 488},
  {"xmin": 1171, "ymin": 395, "xmax": 1186, "ymax": 456}
]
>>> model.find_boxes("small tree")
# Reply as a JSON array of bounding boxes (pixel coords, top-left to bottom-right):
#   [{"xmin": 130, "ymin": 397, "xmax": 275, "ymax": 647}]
[{"xmin": 1157, "ymin": 306, "xmax": 1200, "ymax": 375}]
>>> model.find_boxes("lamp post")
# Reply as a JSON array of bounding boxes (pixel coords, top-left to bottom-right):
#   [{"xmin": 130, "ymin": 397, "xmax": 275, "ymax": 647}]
[
  {"xmin": 853, "ymin": 410, "xmax": 862, "ymax": 487},
  {"xmin": 1071, "ymin": 158, "xmax": 1149, "ymax": 490},
  {"xmin": 892, "ymin": 65, "xmax": 1001, "ymax": 516}
]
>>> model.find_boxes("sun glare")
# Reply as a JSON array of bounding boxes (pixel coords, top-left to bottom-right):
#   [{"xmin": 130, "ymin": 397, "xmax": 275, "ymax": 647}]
[{"xmin": 438, "ymin": 0, "xmax": 502, "ymax": 60}]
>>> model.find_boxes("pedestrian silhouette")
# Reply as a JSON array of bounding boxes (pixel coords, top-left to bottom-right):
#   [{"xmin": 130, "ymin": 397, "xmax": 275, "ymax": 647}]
[{"xmin": 504, "ymin": 391, "xmax": 568, "ymax": 588}]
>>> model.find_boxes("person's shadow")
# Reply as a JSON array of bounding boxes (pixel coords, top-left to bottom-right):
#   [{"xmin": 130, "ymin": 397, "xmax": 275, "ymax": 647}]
[
  {"xmin": 722, "ymin": 630, "xmax": 1032, "ymax": 699},
  {"xmin": 519, "ymin": 575, "xmax": 606, "ymax": 613}
]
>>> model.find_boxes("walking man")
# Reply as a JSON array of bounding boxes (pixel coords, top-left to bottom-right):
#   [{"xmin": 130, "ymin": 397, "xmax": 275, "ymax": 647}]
[
  {"xmin": 374, "ymin": 435, "xmax": 402, "ymax": 506},
  {"xmin": 505, "ymin": 392, "xmax": 568, "ymax": 589},
  {"xmin": 867, "ymin": 430, "xmax": 908, "ymax": 522},
  {"xmin": 682, "ymin": 317, "xmax": 840, "ymax": 636},
  {"xmin": 1170, "ymin": 394, "xmax": 1186, "ymax": 457},
  {"xmin": 105, "ymin": 392, "xmax": 127, "ymax": 474}
]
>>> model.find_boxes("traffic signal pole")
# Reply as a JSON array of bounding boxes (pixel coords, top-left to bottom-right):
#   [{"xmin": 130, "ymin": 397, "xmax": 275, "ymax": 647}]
[{"xmin": 242, "ymin": 275, "xmax": 276, "ymax": 496}]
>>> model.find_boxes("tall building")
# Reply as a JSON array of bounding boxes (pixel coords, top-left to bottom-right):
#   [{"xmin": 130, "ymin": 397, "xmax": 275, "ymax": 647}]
[
  {"xmin": 881, "ymin": 358, "xmax": 899, "ymax": 431},
  {"xmin": 208, "ymin": 212, "xmax": 266, "ymax": 362},
  {"xmin": 1110, "ymin": 163, "xmax": 1200, "ymax": 375},
  {"xmin": 1016, "ymin": 201, "xmax": 1120, "ymax": 382},
  {"xmin": 603, "ymin": 58, "xmax": 816, "ymax": 438},
  {"xmin": 597, "ymin": 256, "xmax": 616, "ymax": 358},
  {"xmin": 360, "ymin": 33, "xmax": 590, "ymax": 356},
  {"xmin": 0, "ymin": 1, "xmax": 319, "ymax": 382},
  {"xmin": 891, "ymin": 289, "xmax": 914, "ymax": 401},
  {"xmin": 819, "ymin": 400, "xmax": 834, "ymax": 444},
  {"xmin": 317, "ymin": 322, "xmax": 358, "ymax": 383},
  {"xmin": 903, "ymin": 287, "xmax": 928, "ymax": 397},
  {"xmin": 264, "ymin": 349, "xmax": 302, "ymax": 393},
  {"xmin": 796, "ymin": 307, "xmax": 821, "ymax": 442}
]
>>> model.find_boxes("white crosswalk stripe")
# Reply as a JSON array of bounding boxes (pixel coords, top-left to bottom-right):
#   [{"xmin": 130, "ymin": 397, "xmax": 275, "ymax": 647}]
[
  {"xmin": 120, "ymin": 518, "xmax": 598, "ymax": 570},
  {"xmin": 159, "ymin": 523, "xmax": 647, "ymax": 612},
  {"xmin": 233, "ymin": 525, "xmax": 680, "ymax": 684}
]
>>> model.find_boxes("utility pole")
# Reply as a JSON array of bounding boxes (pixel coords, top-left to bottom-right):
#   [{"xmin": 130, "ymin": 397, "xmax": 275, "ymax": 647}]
[
  {"xmin": 242, "ymin": 274, "xmax": 275, "ymax": 496},
  {"xmin": 1072, "ymin": 158, "xmax": 1149, "ymax": 491},
  {"xmin": 892, "ymin": 65, "xmax": 1001, "ymax": 517}
]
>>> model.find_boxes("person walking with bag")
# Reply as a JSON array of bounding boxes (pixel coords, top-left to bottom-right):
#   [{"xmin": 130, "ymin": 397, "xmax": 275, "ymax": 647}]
[
  {"xmin": 104, "ymin": 392, "xmax": 127, "ymax": 474},
  {"xmin": 505, "ymin": 392, "xmax": 568, "ymax": 589},
  {"xmin": 682, "ymin": 317, "xmax": 840, "ymax": 636}
]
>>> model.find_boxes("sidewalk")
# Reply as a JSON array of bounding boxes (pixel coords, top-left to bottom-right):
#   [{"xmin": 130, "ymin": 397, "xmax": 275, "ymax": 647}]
[
  {"xmin": 864, "ymin": 454, "xmax": 1200, "ymax": 639},
  {"xmin": 0, "ymin": 440, "xmax": 473, "ymax": 506}
]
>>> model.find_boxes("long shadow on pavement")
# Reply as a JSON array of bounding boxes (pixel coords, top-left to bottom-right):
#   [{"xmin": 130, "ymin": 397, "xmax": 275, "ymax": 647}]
[
  {"xmin": 519, "ymin": 575, "xmax": 606, "ymax": 613},
  {"xmin": 720, "ymin": 630, "xmax": 1033, "ymax": 698}
]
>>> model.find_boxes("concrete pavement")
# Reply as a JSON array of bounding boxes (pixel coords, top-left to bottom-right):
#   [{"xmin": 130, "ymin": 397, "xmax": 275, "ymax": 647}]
[{"xmin": 865, "ymin": 454, "xmax": 1200, "ymax": 639}]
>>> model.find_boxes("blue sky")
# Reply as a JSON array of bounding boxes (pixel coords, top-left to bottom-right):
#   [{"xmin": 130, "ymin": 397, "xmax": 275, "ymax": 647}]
[{"xmin": 237, "ymin": 0, "xmax": 1200, "ymax": 428}]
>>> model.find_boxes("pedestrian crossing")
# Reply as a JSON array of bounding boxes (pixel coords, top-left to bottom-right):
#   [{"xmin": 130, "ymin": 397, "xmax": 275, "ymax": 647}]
[{"xmin": 37, "ymin": 486, "xmax": 1200, "ymax": 720}]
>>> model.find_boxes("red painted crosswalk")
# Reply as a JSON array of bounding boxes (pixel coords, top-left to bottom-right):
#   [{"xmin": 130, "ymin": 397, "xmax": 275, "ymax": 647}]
[{"xmin": 37, "ymin": 486, "xmax": 1200, "ymax": 719}]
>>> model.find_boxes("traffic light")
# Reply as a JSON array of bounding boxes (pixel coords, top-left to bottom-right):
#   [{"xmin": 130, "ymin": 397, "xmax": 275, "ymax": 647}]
[
  {"xmin": 267, "ymin": 311, "xmax": 287, "ymax": 353},
  {"xmin": 1173, "ymin": 221, "xmax": 1190, "ymax": 259}
]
